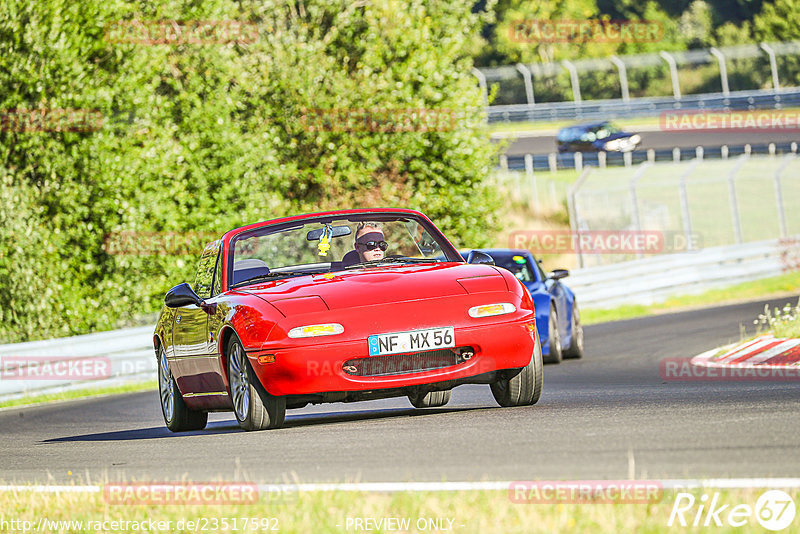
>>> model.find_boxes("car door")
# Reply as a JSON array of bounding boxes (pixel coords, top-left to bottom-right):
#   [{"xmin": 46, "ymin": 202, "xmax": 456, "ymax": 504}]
[{"xmin": 171, "ymin": 241, "xmax": 225, "ymax": 396}]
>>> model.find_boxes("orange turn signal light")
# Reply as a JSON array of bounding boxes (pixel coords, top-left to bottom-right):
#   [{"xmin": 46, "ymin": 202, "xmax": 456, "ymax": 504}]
[{"xmin": 258, "ymin": 354, "xmax": 276, "ymax": 364}]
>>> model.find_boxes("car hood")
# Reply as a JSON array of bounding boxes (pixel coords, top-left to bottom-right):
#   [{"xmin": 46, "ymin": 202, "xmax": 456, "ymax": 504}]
[{"xmin": 237, "ymin": 262, "xmax": 507, "ymax": 312}]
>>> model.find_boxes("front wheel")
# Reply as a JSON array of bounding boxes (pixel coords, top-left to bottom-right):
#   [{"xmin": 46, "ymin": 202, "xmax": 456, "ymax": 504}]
[
  {"xmin": 490, "ymin": 337, "xmax": 543, "ymax": 407},
  {"xmin": 409, "ymin": 389, "xmax": 451, "ymax": 408},
  {"xmin": 158, "ymin": 347, "xmax": 208, "ymax": 432},
  {"xmin": 228, "ymin": 337, "xmax": 286, "ymax": 431},
  {"xmin": 563, "ymin": 301, "xmax": 584, "ymax": 359}
]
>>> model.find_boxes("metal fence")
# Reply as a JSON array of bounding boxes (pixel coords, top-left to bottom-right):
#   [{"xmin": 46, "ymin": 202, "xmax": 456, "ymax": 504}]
[
  {"xmin": 476, "ymin": 40, "xmax": 800, "ymax": 123},
  {"xmin": 0, "ymin": 326, "xmax": 155, "ymax": 401},
  {"xmin": 501, "ymin": 142, "xmax": 800, "ymax": 172},
  {"xmin": 566, "ymin": 153, "xmax": 800, "ymax": 267},
  {"xmin": 567, "ymin": 238, "xmax": 798, "ymax": 307}
]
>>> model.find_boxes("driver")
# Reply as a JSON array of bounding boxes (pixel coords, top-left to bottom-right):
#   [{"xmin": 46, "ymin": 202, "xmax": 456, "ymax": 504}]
[{"xmin": 353, "ymin": 222, "xmax": 388, "ymax": 262}]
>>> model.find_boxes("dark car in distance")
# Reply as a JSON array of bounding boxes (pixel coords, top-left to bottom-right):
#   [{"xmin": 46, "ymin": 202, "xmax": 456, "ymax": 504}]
[{"xmin": 557, "ymin": 121, "xmax": 641, "ymax": 153}]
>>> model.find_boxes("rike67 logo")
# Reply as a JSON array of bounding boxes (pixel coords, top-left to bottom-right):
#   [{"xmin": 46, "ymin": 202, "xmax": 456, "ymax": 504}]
[{"xmin": 668, "ymin": 490, "xmax": 796, "ymax": 530}]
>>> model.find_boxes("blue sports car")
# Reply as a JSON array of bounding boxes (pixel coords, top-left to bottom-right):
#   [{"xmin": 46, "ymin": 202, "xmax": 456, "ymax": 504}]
[{"xmin": 461, "ymin": 249, "xmax": 583, "ymax": 364}]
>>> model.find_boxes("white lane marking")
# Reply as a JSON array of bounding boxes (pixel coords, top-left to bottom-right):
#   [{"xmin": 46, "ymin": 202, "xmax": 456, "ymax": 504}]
[{"xmin": 4, "ymin": 479, "xmax": 800, "ymax": 493}]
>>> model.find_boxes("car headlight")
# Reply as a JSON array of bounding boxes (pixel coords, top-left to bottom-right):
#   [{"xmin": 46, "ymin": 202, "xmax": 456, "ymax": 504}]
[
  {"xmin": 468, "ymin": 303, "xmax": 516, "ymax": 318},
  {"xmin": 288, "ymin": 323, "xmax": 344, "ymax": 338}
]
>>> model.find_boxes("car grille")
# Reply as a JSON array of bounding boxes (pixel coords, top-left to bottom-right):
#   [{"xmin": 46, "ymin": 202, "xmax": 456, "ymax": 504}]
[{"xmin": 343, "ymin": 347, "xmax": 474, "ymax": 377}]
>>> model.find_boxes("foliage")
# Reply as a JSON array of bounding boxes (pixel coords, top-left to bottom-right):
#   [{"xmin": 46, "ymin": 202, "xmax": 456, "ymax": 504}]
[
  {"xmin": 753, "ymin": 299, "xmax": 800, "ymax": 339},
  {"xmin": 0, "ymin": 0, "xmax": 500, "ymax": 342}
]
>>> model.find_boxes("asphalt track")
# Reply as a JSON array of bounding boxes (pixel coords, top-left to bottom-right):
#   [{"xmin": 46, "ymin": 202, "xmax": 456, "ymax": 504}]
[
  {"xmin": 502, "ymin": 130, "xmax": 800, "ymax": 156},
  {"xmin": 1, "ymin": 296, "xmax": 799, "ymax": 484}
]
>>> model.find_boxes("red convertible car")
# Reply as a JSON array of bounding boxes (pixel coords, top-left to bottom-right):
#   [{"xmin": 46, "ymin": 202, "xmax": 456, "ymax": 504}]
[{"xmin": 154, "ymin": 209, "xmax": 543, "ymax": 431}]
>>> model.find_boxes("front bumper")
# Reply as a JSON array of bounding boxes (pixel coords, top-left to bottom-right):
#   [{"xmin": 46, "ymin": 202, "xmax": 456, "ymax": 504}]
[{"xmin": 248, "ymin": 319, "xmax": 536, "ymax": 396}]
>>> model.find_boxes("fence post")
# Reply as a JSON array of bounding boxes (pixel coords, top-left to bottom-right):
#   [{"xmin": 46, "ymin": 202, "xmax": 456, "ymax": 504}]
[
  {"xmin": 472, "ymin": 68, "xmax": 488, "ymax": 106},
  {"xmin": 610, "ymin": 55, "xmax": 630, "ymax": 101},
  {"xmin": 774, "ymin": 153, "xmax": 794, "ymax": 238},
  {"xmin": 524, "ymin": 153, "xmax": 539, "ymax": 215},
  {"xmin": 721, "ymin": 145, "xmax": 729, "ymax": 159},
  {"xmin": 727, "ymin": 154, "xmax": 749, "ymax": 244},
  {"xmin": 760, "ymin": 43, "xmax": 781, "ymax": 92},
  {"xmin": 562, "ymin": 60, "xmax": 582, "ymax": 104},
  {"xmin": 659, "ymin": 51, "xmax": 681, "ymax": 100},
  {"xmin": 568, "ymin": 166, "xmax": 594, "ymax": 269},
  {"xmin": 679, "ymin": 160, "xmax": 700, "ymax": 251},
  {"xmin": 673, "ymin": 147, "xmax": 681, "ymax": 162},
  {"xmin": 548, "ymin": 152, "xmax": 558, "ymax": 173},
  {"xmin": 709, "ymin": 47, "xmax": 730, "ymax": 96},
  {"xmin": 516, "ymin": 63, "xmax": 535, "ymax": 106},
  {"xmin": 575, "ymin": 151, "xmax": 583, "ymax": 172},
  {"xmin": 598, "ymin": 151, "xmax": 607, "ymax": 168},
  {"xmin": 499, "ymin": 154, "xmax": 508, "ymax": 171},
  {"xmin": 629, "ymin": 162, "xmax": 652, "ymax": 258}
]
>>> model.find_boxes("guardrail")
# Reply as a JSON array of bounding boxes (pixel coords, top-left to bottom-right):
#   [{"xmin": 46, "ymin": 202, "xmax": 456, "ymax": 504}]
[
  {"xmin": 501, "ymin": 142, "xmax": 799, "ymax": 172},
  {"xmin": 566, "ymin": 238, "xmax": 796, "ymax": 308},
  {"xmin": 0, "ymin": 326, "xmax": 155, "ymax": 402},
  {"xmin": 487, "ymin": 88, "xmax": 800, "ymax": 124},
  {"xmin": 0, "ymin": 239, "xmax": 796, "ymax": 401}
]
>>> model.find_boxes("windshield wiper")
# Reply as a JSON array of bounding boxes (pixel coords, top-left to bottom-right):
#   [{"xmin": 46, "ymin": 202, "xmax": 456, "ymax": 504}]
[
  {"xmin": 231, "ymin": 271, "xmax": 311, "ymax": 288},
  {"xmin": 344, "ymin": 257, "xmax": 439, "ymax": 270}
]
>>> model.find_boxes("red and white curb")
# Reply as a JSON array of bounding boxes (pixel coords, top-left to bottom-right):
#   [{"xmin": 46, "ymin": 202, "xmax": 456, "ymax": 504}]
[{"xmin": 691, "ymin": 335, "xmax": 800, "ymax": 369}]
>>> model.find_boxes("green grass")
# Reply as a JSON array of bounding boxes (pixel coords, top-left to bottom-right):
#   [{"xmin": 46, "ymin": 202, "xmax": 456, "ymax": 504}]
[
  {"xmin": 0, "ymin": 380, "xmax": 156, "ymax": 410},
  {"xmin": 0, "ymin": 485, "xmax": 796, "ymax": 533},
  {"xmin": 583, "ymin": 270, "xmax": 800, "ymax": 325}
]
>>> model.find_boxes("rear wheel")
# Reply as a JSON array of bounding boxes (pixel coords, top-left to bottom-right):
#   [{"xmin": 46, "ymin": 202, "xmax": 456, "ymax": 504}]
[
  {"xmin": 228, "ymin": 337, "xmax": 286, "ymax": 431},
  {"xmin": 490, "ymin": 337, "xmax": 543, "ymax": 407},
  {"xmin": 564, "ymin": 302, "xmax": 584, "ymax": 359},
  {"xmin": 158, "ymin": 347, "xmax": 208, "ymax": 432},
  {"xmin": 543, "ymin": 305, "xmax": 562, "ymax": 364},
  {"xmin": 409, "ymin": 389, "xmax": 451, "ymax": 408}
]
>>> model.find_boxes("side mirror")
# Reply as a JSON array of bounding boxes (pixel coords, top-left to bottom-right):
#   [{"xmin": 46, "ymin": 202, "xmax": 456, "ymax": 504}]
[
  {"xmin": 466, "ymin": 250, "xmax": 495, "ymax": 266},
  {"xmin": 549, "ymin": 268, "xmax": 570, "ymax": 280},
  {"xmin": 165, "ymin": 283, "xmax": 204, "ymax": 308}
]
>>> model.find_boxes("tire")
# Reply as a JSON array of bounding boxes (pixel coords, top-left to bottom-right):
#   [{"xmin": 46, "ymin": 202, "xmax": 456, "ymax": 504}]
[
  {"xmin": 542, "ymin": 305, "xmax": 563, "ymax": 364},
  {"xmin": 490, "ymin": 336, "xmax": 543, "ymax": 407},
  {"xmin": 158, "ymin": 346, "xmax": 208, "ymax": 432},
  {"xmin": 563, "ymin": 301, "xmax": 584, "ymax": 359},
  {"xmin": 409, "ymin": 389, "xmax": 452, "ymax": 408},
  {"xmin": 227, "ymin": 337, "xmax": 286, "ymax": 431}
]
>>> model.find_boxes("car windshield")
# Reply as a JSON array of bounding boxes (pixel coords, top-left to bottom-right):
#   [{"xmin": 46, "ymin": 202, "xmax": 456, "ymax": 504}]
[
  {"xmin": 230, "ymin": 215, "xmax": 457, "ymax": 286},
  {"xmin": 591, "ymin": 123, "xmax": 620, "ymax": 139}
]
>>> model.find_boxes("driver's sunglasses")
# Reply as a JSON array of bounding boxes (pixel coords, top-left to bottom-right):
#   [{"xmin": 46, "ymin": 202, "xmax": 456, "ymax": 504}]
[{"xmin": 357, "ymin": 240, "xmax": 388, "ymax": 251}]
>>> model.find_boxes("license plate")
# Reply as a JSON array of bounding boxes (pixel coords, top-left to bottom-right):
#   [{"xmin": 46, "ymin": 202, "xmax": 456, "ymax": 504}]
[{"xmin": 368, "ymin": 327, "xmax": 455, "ymax": 356}]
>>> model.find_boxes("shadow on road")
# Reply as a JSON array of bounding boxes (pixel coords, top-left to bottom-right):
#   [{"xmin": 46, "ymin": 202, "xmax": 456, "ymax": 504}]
[{"xmin": 41, "ymin": 406, "xmax": 487, "ymax": 442}]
